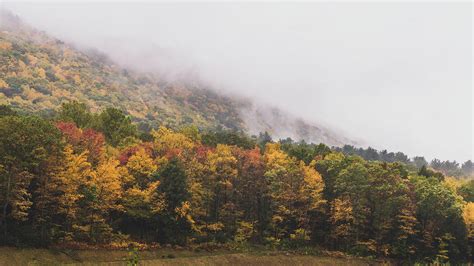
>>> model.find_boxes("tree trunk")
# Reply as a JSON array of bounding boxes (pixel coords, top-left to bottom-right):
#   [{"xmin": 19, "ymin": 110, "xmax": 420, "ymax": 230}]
[{"xmin": 1, "ymin": 174, "xmax": 12, "ymax": 238}]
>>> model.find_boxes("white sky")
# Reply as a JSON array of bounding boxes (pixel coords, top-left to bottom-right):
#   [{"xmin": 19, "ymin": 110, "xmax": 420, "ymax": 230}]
[{"xmin": 2, "ymin": 1, "xmax": 473, "ymax": 162}]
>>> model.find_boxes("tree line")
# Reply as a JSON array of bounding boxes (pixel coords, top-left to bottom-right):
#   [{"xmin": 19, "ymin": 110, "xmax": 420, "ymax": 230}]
[
  {"xmin": 333, "ymin": 145, "xmax": 473, "ymax": 178},
  {"xmin": 0, "ymin": 102, "xmax": 473, "ymax": 263}
]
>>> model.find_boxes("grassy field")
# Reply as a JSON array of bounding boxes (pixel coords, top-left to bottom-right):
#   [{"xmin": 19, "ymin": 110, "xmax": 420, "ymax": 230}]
[{"xmin": 0, "ymin": 247, "xmax": 386, "ymax": 265}]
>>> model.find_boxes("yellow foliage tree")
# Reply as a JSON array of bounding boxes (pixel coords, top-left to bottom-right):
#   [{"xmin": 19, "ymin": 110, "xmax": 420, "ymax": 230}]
[
  {"xmin": 22, "ymin": 85, "xmax": 42, "ymax": 102},
  {"xmin": 463, "ymin": 202, "xmax": 474, "ymax": 239},
  {"xmin": 300, "ymin": 160, "xmax": 326, "ymax": 212},
  {"xmin": 330, "ymin": 197, "xmax": 354, "ymax": 242},
  {"xmin": 51, "ymin": 145, "xmax": 92, "ymax": 221},
  {"xmin": 35, "ymin": 67, "xmax": 46, "ymax": 79},
  {"xmin": 0, "ymin": 40, "xmax": 12, "ymax": 50},
  {"xmin": 123, "ymin": 181, "xmax": 163, "ymax": 218},
  {"xmin": 52, "ymin": 65, "xmax": 66, "ymax": 81},
  {"xmin": 0, "ymin": 79, "xmax": 8, "ymax": 88},
  {"xmin": 263, "ymin": 143, "xmax": 301, "ymax": 238},
  {"xmin": 92, "ymin": 158, "xmax": 123, "ymax": 212},
  {"xmin": 26, "ymin": 54, "xmax": 38, "ymax": 65},
  {"xmin": 75, "ymin": 157, "xmax": 123, "ymax": 242},
  {"xmin": 126, "ymin": 148, "xmax": 157, "ymax": 189},
  {"xmin": 6, "ymin": 171, "xmax": 33, "ymax": 222},
  {"xmin": 152, "ymin": 126, "xmax": 194, "ymax": 155},
  {"xmin": 206, "ymin": 144, "xmax": 238, "ymax": 230},
  {"xmin": 72, "ymin": 74, "xmax": 81, "ymax": 85},
  {"xmin": 263, "ymin": 143, "xmax": 294, "ymax": 198}
]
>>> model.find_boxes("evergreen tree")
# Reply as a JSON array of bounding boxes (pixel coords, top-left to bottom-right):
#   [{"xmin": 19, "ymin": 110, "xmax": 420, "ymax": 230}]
[{"xmin": 157, "ymin": 157, "xmax": 192, "ymax": 244}]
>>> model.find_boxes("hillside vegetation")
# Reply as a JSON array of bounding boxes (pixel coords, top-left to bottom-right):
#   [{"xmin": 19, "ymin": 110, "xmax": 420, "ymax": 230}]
[
  {"xmin": 0, "ymin": 10, "xmax": 349, "ymax": 146},
  {"xmin": 0, "ymin": 10, "xmax": 247, "ymax": 130}
]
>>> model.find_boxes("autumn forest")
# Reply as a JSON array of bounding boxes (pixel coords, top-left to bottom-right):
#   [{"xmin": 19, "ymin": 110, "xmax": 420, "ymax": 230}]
[
  {"xmin": 0, "ymin": 8, "xmax": 473, "ymax": 265},
  {"xmin": 0, "ymin": 102, "xmax": 473, "ymax": 264}
]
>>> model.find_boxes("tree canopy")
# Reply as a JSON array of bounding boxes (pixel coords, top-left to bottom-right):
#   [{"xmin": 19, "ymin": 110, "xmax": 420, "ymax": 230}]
[{"xmin": 0, "ymin": 103, "xmax": 472, "ymax": 264}]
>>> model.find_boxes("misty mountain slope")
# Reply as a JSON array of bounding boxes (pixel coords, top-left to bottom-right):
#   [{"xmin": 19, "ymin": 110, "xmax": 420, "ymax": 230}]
[
  {"xmin": 239, "ymin": 103, "xmax": 353, "ymax": 146},
  {"xmin": 0, "ymin": 10, "xmax": 351, "ymax": 146},
  {"xmin": 0, "ymin": 10, "xmax": 245, "ymax": 130}
]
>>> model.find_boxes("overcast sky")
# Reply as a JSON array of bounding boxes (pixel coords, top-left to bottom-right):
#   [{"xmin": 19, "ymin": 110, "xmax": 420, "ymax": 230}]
[{"xmin": 3, "ymin": 1, "xmax": 473, "ymax": 162}]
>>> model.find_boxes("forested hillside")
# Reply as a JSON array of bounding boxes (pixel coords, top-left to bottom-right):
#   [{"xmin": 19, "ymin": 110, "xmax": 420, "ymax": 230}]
[
  {"xmin": 0, "ymin": 10, "xmax": 246, "ymax": 130},
  {"xmin": 0, "ymin": 10, "xmax": 348, "ymax": 146},
  {"xmin": 0, "ymin": 103, "xmax": 473, "ymax": 264}
]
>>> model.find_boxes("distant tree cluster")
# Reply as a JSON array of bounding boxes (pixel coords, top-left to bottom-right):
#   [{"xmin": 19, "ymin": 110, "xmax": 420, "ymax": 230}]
[
  {"xmin": 0, "ymin": 103, "xmax": 473, "ymax": 264},
  {"xmin": 334, "ymin": 145, "xmax": 473, "ymax": 178}
]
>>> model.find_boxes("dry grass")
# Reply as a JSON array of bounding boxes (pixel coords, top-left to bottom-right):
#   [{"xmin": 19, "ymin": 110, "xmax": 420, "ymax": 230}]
[{"xmin": 0, "ymin": 247, "xmax": 385, "ymax": 266}]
